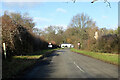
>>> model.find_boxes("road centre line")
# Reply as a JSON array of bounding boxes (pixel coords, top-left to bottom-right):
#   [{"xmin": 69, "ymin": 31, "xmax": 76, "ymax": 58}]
[{"xmin": 74, "ymin": 62, "xmax": 85, "ymax": 72}]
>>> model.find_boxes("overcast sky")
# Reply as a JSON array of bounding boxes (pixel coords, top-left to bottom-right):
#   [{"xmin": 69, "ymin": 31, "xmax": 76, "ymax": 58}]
[{"xmin": 1, "ymin": 1, "xmax": 118, "ymax": 30}]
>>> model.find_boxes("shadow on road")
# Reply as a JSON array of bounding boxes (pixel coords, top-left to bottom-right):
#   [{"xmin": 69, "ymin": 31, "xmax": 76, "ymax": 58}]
[
  {"xmin": 56, "ymin": 50, "xmax": 65, "ymax": 52},
  {"xmin": 19, "ymin": 51, "xmax": 60, "ymax": 78},
  {"xmin": 46, "ymin": 52, "xmax": 59, "ymax": 57}
]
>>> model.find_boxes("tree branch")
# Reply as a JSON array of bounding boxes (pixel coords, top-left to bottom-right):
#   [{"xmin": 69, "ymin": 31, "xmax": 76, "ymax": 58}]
[{"xmin": 91, "ymin": 0, "xmax": 111, "ymax": 8}]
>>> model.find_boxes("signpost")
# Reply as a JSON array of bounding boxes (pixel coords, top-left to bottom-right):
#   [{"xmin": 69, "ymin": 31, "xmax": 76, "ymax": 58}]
[
  {"xmin": 78, "ymin": 42, "xmax": 80, "ymax": 49},
  {"xmin": 3, "ymin": 43, "xmax": 6, "ymax": 59}
]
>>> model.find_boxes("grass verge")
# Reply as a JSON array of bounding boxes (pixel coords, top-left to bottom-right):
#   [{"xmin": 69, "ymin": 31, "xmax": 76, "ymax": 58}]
[
  {"xmin": 2, "ymin": 48, "xmax": 60, "ymax": 78},
  {"xmin": 71, "ymin": 48, "xmax": 119, "ymax": 65}
]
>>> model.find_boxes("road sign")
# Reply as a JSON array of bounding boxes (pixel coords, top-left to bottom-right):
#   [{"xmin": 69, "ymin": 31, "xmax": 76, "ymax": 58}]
[
  {"xmin": 78, "ymin": 42, "xmax": 80, "ymax": 49},
  {"xmin": 78, "ymin": 43, "xmax": 80, "ymax": 46}
]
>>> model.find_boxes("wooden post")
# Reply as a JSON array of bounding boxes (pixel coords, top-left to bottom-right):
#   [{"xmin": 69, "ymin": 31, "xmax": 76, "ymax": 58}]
[{"xmin": 3, "ymin": 43, "xmax": 6, "ymax": 59}]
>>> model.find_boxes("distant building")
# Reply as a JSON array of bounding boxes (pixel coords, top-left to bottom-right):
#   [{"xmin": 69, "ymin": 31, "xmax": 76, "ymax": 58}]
[
  {"xmin": 61, "ymin": 43, "xmax": 74, "ymax": 48},
  {"xmin": 94, "ymin": 31, "xmax": 98, "ymax": 40}
]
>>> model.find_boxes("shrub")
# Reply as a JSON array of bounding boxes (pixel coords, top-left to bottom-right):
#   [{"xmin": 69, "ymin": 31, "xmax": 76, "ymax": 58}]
[
  {"xmin": 1, "ymin": 12, "xmax": 52, "ymax": 58},
  {"xmin": 96, "ymin": 34, "xmax": 118, "ymax": 53}
]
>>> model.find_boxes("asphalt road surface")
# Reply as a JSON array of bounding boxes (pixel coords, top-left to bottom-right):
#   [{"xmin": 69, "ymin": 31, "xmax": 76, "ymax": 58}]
[{"xmin": 22, "ymin": 49, "xmax": 118, "ymax": 78}]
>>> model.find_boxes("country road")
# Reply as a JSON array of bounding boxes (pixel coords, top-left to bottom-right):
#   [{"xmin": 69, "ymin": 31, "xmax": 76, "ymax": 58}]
[{"xmin": 21, "ymin": 49, "xmax": 118, "ymax": 78}]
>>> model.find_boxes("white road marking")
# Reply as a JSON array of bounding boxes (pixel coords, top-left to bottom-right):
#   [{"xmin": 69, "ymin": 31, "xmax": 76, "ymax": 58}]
[{"xmin": 74, "ymin": 62, "xmax": 85, "ymax": 72}]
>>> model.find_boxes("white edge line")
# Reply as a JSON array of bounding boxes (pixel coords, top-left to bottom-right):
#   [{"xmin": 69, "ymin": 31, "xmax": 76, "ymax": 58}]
[{"xmin": 74, "ymin": 61, "xmax": 85, "ymax": 72}]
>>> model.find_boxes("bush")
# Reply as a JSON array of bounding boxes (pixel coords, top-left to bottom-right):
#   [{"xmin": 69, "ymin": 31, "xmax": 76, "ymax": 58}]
[
  {"xmin": 1, "ymin": 12, "xmax": 52, "ymax": 58},
  {"xmin": 96, "ymin": 34, "xmax": 118, "ymax": 53}
]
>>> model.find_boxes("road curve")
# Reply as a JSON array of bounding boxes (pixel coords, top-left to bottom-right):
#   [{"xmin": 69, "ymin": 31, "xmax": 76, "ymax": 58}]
[{"xmin": 21, "ymin": 49, "xmax": 118, "ymax": 78}]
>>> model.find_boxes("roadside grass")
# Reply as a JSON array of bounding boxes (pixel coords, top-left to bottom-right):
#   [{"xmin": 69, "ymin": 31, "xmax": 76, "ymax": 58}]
[
  {"xmin": 3, "ymin": 57, "xmax": 37, "ymax": 78},
  {"xmin": 2, "ymin": 48, "xmax": 60, "ymax": 78},
  {"xmin": 71, "ymin": 48, "xmax": 119, "ymax": 65},
  {"xmin": 13, "ymin": 55, "xmax": 43, "ymax": 59}
]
